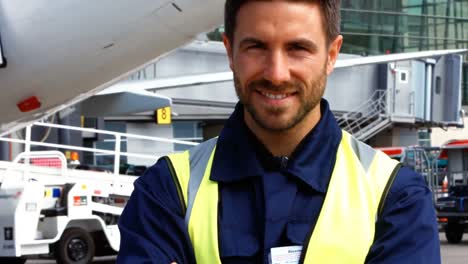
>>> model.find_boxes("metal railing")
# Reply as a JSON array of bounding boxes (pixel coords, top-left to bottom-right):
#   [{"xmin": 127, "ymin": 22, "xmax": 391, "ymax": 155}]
[
  {"xmin": 0, "ymin": 122, "xmax": 199, "ymax": 176},
  {"xmin": 336, "ymin": 90, "xmax": 390, "ymax": 141}
]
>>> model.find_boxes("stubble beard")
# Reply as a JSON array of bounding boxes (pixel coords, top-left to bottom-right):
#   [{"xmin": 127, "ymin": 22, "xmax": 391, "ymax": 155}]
[{"xmin": 234, "ymin": 67, "xmax": 327, "ymax": 132}]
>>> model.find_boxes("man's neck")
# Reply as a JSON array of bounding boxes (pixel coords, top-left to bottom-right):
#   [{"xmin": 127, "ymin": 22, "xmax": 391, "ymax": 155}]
[{"xmin": 244, "ymin": 106, "xmax": 322, "ymax": 157}]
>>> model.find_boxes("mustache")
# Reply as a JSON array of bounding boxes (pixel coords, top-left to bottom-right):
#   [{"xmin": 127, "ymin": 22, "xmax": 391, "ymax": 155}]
[{"xmin": 248, "ymin": 79, "xmax": 304, "ymax": 92}]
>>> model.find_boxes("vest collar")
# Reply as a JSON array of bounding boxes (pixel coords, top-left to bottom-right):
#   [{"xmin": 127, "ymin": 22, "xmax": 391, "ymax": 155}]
[{"xmin": 210, "ymin": 99, "xmax": 342, "ymax": 194}]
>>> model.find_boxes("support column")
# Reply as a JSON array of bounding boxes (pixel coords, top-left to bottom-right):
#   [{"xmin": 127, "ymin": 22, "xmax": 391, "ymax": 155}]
[{"xmin": 0, "ymin": 141, "xmax": 9, "ymax": 161}]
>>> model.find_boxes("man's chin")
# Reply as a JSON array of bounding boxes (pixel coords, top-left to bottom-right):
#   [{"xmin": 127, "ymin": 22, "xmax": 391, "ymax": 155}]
[
  {"xmin": 255, "ymin": 117, "xmax": 297, "ymax": 132},
  {"xmin": 245, "ymin": 106, "xmax": 299, "ymax": 131}
]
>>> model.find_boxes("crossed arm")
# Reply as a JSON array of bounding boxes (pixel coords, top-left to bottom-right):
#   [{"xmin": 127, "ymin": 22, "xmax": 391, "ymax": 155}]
[
  {"xmin": 116, "ymin": 160, "xmax": 196, "ymax": 264},
  {"xmin": 117, "ymin": 160, "xmax": 441, "ymax": 264}
]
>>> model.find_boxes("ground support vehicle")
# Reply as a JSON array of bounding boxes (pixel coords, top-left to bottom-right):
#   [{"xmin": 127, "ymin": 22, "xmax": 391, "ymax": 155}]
[
  {"xmin": 436, "ymin": 186, "xmax": 468, "ymax": 244},
  {"xmin": 434, "ymin": 140, "xmax": 468, "ymax": 244},
  {"xmin": 0, "ymin": 123, "xmax": 197, "ymax": 263}
]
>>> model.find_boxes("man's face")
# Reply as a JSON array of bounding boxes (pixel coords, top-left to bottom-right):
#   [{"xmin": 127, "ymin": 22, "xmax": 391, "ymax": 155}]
[{"xmin": 224, "ymin": 1, "xmax": 342, "ymax": 132}]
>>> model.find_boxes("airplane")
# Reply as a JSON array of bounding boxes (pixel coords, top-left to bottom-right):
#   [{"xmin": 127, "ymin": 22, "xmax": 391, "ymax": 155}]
[
  {"xmin": 0, "ymin": 0, "xmax": 224, "ymax": 135},
  {"xmin": 0, "ymin": 1, "xmax": 467, "ymax": 137}
]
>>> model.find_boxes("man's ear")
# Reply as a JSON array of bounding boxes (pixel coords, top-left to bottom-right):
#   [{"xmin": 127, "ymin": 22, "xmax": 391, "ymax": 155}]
[
  {"xmin": 326, "ymin": 35, "xmax": 343, "ymax": 75},
  {"xmin": 223, "ymin": 33, "xmax": 234, "ymax": 71}
]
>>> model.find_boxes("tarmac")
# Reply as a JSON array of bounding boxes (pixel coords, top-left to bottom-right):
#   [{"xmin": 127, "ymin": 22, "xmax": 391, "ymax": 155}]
[
  {"xmin": 440, "ymin": 233, "xmax": 468, "ymax": 264},
  {"xmin": 24, "ymin": 233, "xmax": 468, "ymax": 263}
]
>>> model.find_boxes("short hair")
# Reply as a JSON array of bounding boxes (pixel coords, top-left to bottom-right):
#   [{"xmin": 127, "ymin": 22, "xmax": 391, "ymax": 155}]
[{"xmin": 224, "ymin": 0, "xmax": 341, "ymax": 45}]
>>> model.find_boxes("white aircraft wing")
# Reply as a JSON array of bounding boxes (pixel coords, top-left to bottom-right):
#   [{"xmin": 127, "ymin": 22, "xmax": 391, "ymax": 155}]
[
  {"xmin": 334, "ymin": 49, "xmax": 468, "ymax": 68},
  {"xmin": 82, "ymin": 90, "xmax": 172, "ymax": 117},
  {"xmin": 102, "ymin": 49, "xmax": 468, "ymax": 92},
  {"xmin": 102, "ymin": 71, "xmax": 235, "ymax": 92}
]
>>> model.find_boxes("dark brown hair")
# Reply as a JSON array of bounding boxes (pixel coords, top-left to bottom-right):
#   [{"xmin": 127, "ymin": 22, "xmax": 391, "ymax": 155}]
[{"xmin": 224, "ymin": 0, "xmax": 341, "ymax": 44}]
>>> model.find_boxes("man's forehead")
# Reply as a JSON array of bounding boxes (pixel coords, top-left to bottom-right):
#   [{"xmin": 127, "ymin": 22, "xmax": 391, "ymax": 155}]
[{"xmin": 233, "ymin": 1, "xmax": 325, "ymax": 43}]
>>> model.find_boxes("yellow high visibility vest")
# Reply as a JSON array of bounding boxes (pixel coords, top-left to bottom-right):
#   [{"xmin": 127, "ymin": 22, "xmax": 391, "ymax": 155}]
[{"xmin": 166, "ymin": 131, "xmax": 400, "ymax": 264}]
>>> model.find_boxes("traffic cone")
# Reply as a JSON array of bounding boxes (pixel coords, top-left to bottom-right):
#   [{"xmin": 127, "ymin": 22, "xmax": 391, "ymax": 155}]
[{"xmin": 442, "ymin": 176, "xmax": 448, "ymax": 197}]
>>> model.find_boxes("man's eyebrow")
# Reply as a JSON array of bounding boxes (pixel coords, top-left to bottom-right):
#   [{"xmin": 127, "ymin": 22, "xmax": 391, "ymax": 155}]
[
  {"xmin": 288, "ymin": 38, "xmax": 319, "ymax": 52},
  {"xmin": 239, "ymin": 37, "xmax": 265, "ymax": 47}
]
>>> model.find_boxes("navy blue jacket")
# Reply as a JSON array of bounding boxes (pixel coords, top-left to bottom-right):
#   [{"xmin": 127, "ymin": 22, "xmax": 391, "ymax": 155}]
[{"xmin": 117, "ymin": 100, "xmax": 441, "ymax": 264}]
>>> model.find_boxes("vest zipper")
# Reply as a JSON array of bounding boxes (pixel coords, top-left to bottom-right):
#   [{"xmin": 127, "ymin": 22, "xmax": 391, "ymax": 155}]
[
  {"xmin": 377, "ymin": 163, "xmax": 402, "ymax": 216},
  {"xmin": 164, "ymin": 156, "xmax": 187, "ymax": 215},
  {"xmin": 298, "ymin": 190, "xmax": 329, "ymax": 263}
]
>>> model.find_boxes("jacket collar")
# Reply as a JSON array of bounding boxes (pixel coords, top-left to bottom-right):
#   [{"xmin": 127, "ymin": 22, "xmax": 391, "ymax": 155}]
[{"xmin": 210, "ymin": 99, "xmax": 342, "ymax": 193}]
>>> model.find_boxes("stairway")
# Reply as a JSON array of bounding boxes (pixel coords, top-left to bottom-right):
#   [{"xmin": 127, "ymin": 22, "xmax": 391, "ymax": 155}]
[{"xmin": 336, "ymin": 90, "xmax": 392, "ymax": 141}]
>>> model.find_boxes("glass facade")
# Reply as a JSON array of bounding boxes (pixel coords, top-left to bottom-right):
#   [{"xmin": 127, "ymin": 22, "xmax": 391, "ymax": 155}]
[
  {"xmin": 341, "ymin": 0, "xmax": 468, "ymax": 54},
  {"xmin": 207, "ymin": 0, "xmax": 468, "ymax": 104}
]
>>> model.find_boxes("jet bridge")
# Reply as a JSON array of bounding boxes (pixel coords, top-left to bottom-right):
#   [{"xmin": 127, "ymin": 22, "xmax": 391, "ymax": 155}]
[{"xmin": 332, "ymin": 54, "xmax": 464, "ymax": 142}]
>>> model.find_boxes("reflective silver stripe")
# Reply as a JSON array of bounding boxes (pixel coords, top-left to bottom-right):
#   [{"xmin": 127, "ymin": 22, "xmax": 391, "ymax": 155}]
[
  {"xmin": 349, "ymin": 134, "xmax": 376, "ymax": 173},
  {"xmin": 185, "ymin": 137, "xmax": 218, "ymax": 225},
  {"xmin": 348, "ymin": 134, "xmax": 380, "ymax": 222}
]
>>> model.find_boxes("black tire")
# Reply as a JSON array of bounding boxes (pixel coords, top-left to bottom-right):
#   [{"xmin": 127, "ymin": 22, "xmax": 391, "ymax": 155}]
[
  {"xmin": 55, "ymin": 227, "xmax": 95, "ymax": 264},
  {"xmin": 0, "ymin": 257, "xmax": 26, "ymax": 264},
  {"xmin": 445, "ymin": 223, "xmax": 464, "ymax": 244},
  {"xmin": 92, "ymin": 231, "xmax": 116, "ymax": 257}
]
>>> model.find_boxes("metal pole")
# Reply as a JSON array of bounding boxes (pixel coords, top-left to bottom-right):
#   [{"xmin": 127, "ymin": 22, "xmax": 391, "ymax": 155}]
[
  {"xmin": 25, "ymin": 125, "xmax": 32, "ymax": 153},
  {"xmin": 114, "ymin": 135, "xmax": 121, "ymax": 175},
  {"xmin": 425, "ymin": 61, "xmax": 434, "ymax": 122},
  {"xmin": 444, "ymin": 0, "xmax": 451, "ymax": 49}
]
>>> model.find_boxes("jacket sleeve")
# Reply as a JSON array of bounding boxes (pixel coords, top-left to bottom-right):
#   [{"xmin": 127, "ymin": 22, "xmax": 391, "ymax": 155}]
[
  {"xmin": 117, "ymin": 158, "xmax": 196, "ymax": 264},
  {"xmin": 365, "ymin": 166, "xmax": 441, "ymax": 264}
]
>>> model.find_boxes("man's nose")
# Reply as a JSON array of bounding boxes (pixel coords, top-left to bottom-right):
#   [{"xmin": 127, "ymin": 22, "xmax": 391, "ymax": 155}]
[{"xmin": 263, "ymin": 51, "xmax": 291, "ymax": 85}]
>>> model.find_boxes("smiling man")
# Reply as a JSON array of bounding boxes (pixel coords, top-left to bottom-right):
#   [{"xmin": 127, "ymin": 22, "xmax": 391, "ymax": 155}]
[{"xmin": 117, "ymin": 1, "xmax": 441, "ymax": 263}]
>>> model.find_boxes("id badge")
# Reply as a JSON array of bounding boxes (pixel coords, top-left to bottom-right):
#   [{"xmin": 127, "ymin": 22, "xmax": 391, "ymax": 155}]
[{"xmin": 268, "ymin": 245, "xmax": 303, "ymax": 264}]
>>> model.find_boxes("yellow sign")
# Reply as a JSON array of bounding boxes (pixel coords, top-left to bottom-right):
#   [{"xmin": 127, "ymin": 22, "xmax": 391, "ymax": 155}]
[{"xmin": 156, "ymin": 107, "xmax": 172, "ymax": 124}]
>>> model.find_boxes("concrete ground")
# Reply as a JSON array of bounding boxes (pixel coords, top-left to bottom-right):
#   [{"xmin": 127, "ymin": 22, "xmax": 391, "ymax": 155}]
[
  {"xmin": 26, "ymin": 256, "xmax": 116, "ymax": 264},
  {"xmin": 440, "ymin": 233, "xmax": 468, "ymax": 264},
  {"xmin": 24, "ymin": 233, "xmax": 468, "ymax": 263}
]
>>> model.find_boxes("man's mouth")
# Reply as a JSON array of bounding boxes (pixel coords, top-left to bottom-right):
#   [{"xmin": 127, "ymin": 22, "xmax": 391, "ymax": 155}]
[{"xmin": 259, "ymin": 91, "xmax": 294, "ymax": 100}]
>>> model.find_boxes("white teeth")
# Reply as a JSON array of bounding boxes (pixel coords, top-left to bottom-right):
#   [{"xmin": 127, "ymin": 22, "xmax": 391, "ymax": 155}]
[{"xmin": 262, "ymin": 92, "xmax": 288, "ymax": 100}]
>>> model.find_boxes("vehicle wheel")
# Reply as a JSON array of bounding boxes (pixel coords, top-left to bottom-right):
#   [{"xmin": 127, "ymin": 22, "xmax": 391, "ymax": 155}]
[
  {"xmin": 445, "ymin": 223, "xmax": 464, "ymax": 244},
  {"xmin": 55, "ymin": 227, "xmax": 95, "ymax": 264},
  {"xmin": 0, "ymin": 257, "xmax": 26, "ymax": 264}
]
